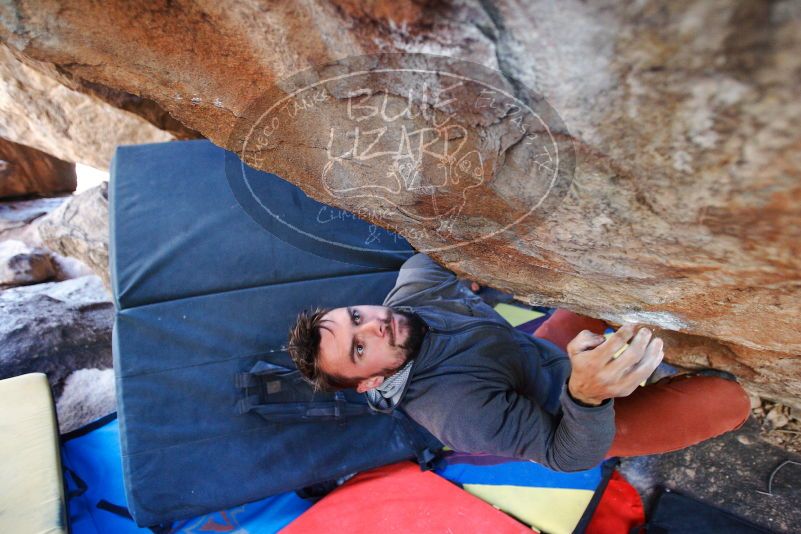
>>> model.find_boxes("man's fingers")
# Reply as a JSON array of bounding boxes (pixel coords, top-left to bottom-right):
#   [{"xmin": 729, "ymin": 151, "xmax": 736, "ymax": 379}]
[
  {"xmin": 609, "ymin": 327, "xmax": 653, "ymax": 372},
  {"xmin": 566, "ymin": 329, "xmax": 606, "ymax": 356},
  {"xmin": 619, "ymin": 338, "xmax": 664, "ymax": 394},
  {"xmin": 595, "ymin": 323, "xmax": 638, "ymax": 362}
]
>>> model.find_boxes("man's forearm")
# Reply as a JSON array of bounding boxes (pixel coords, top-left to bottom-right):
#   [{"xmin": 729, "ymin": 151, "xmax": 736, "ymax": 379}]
[{"xmin": 542, "ymin": 386, "xmax": 616, "ymax": 472}]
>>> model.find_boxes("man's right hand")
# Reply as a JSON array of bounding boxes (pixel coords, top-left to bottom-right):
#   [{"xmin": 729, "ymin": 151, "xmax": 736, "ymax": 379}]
[{"xmin": 566, "ymin": 324, "xmax": 664, "ymax": 406}]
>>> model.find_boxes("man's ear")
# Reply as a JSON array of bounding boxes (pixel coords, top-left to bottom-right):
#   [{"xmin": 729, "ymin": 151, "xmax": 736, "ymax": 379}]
[{"xmin": 356, "ymin": 376, "xmax": 384, "ymax": 393}]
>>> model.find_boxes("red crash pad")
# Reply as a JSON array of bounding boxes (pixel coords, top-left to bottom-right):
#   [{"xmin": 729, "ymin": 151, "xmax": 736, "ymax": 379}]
[{"xmin": 283, "ymin": 462, "xmax": 533, "ymax": 534}]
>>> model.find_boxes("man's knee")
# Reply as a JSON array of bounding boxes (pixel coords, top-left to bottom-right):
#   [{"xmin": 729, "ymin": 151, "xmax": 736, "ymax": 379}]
[{"xmin": 702, "ymin": 376, "xmax": 751, "ymax": 432}]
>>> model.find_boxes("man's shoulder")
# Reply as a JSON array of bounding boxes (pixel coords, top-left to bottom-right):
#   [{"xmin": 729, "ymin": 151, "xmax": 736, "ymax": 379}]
[
  {"xmin": 383, "ymin": 254, "xmax": 506, "ymax": 322},
  {"xmin": 383, "ymin": 253, "xmax": 457, "ymax": 307}
]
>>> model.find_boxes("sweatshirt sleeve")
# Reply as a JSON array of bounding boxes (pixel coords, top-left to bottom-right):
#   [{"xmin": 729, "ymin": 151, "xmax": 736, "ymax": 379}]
[
  {"xmin": 404, "ymin": 376, "xmax": 616, "ymax": 472},
  {"xmin": 383, "ymin": 253, "xmax": 463, "ymax": 307}
]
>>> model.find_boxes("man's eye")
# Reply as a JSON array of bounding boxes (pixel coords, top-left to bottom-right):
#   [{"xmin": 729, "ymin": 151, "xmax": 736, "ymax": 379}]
[
  {"xmin": 352, "ymin": 310, "xmax": 361, "ymax": 323},
  {"xmin": 356, "ymin": 344, "xmax": 364, "ymax": 356}
]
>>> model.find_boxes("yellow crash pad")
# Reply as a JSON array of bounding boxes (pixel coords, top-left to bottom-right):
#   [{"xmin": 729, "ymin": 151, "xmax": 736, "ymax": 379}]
[
  {"xmin": 0, "ymin": 373, "xmax": 67, "ymax": 533},
  {"xmin": 493, "ymin": 303, "xmax": 545, "ymax": 327}
]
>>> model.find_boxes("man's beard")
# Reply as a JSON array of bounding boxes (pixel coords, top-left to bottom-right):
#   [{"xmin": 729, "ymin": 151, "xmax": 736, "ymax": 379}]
[{"xmin": 389, "ymin": 308, "xmax": 428, "ymax": 364}]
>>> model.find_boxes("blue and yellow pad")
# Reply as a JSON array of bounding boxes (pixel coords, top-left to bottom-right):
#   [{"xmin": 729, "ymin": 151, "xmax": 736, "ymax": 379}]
[{"xmin": 436, "ymin": 453, "xmax": 609, "ymax": 534}]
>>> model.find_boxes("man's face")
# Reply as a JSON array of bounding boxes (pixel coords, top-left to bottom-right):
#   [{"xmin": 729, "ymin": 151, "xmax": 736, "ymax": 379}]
[{"xmin": 318, "ymin": 305, "xmax": 424, "ymax": 393}]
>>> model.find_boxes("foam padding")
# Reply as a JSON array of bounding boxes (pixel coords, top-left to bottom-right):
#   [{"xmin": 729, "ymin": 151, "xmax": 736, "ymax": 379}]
[
  {"xmin": 283, "ymin": 462, "xmax": 533, "ymax": 534},
  {"xmin": 110, "ymin": 140, "xmax": 411, "ymax": 310},
  {"xmin": 110, "ymin": 140, "xmax": 425, "ymax": 526},
  {"xmin": 493, "ymin": 302, "xmax": 546, "ymax": 327},
  {"xmin": 0, "ymin": 373, "xmax": 66, "ymax": 534},
  {"xmin": 437, "ymin": 454, "xmax": 603, "ymax": 534},
  {"xmin": 62, "ymin": 415, "xmax": 311, "ymax": 534}
]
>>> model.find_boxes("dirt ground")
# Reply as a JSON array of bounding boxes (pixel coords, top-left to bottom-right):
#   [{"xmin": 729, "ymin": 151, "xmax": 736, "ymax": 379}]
[
  {"xmin": 752, "ymin": 396, "xmax": 801, "ymax": 455},
  {"xmin": 620, "ymin": 410, "xmax": 801, "ymax": 533}
]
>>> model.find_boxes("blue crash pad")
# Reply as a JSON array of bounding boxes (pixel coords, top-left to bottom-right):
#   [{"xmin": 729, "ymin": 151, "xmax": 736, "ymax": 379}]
[
  {"xmin": 110, "ymin": 140, "xmax": 429, "ymax": 526},
  {"xmin": 62, "ymin": 415, "xmax": 311, "ymax": 534}
]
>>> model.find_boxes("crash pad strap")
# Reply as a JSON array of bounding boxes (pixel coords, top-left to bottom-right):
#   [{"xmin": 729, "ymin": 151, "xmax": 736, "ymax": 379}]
[
  {"xmin": 235, "ymin": 364, "xmax": 374, "ymax": 420},
  {"xmin": 0, "ymin": 373, "xmax": 67, "ymax": 534},
  {"xmin": 391, "ymin": 409, "xmax": 441, "ymax": 470},
  {"xmin": 237, "ymin": 395, "xmax": 372, "ymax": 420}
]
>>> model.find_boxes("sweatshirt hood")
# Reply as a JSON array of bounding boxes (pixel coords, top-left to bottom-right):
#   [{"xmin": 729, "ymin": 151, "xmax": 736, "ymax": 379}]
[
  {"xmin": 366, "ymin": 304, "xmax": 507, "ymax": 412},
  {"xmin": 366, "ymin": 305, "xmax": 434, "ymax": 413}
]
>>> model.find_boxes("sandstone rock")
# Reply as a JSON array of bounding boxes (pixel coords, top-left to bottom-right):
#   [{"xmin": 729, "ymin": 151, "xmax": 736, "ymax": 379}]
[
  {"xmin": 18, "ymin": 54, "xmax": 201, "ymax": 142},
  {"xmin": 0, "ymin": 275, "xmax": 113, "ymax": 395},
  {"xmin": 2, "ymin": 1, "xmax": 798, "ymax": 396},
  {"xmin": 0, "ymin": 43, "xmax": 175, "ymax": 169},
  {"xmin": 658, "ymin": 329, "xmax": 801, "ymax": 412},
  {"xmin": 55, "ymin": 368, "xmax": 116, "ymax": 434},
  {"xmin": 764, "ymin": 405, "xmax": 790, "ymax": 430},
  {"xmin": 0, "ymin": 196, "xmax": 96, "ymax": 281},
  {"xmin": 0, "ymin": 239, "xmax": 56, "ymax": 287},
  {"xmin": 37, "ymin": 183, "xmax": 110, "ymax": 289},
  {"xmin": 748, "ymin": 391, "xmax": 762, "ymax": 411},
  {"xmin": 0, "ymin": 196, "xmax": 66, "ymax": 242},
  {"xmin": 0, "ymin": 136, "xmax": 76, "ymax": 198},
  {"xmin": 50, "ymin": 254, "xmax": 95, "ymax": 282}
]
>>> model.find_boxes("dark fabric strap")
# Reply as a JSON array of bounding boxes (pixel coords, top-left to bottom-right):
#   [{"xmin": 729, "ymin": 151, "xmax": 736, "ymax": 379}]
[
  {"xmin": 247, "ymin": 402, "xmax": 371, "ymax": 420},
  {"xmin": 239, "ymin": 391, "xmax": 372, "ymax": 421},
  {"xmin": 234, "ymin": 372, "xmax": 258, "ymax": 389},
  {"xmin": 97, "ymin": 499, "xmax": 133, "ymax": 519},
  {"xmin": 96, "ymin": 500, "xmax": 173, "ymax": 534},
  {"xmin": 236, "ymin": 393, "xmax": 263, "ymax": 415},
  {"xmin": 235, "ymin": 361, "xmax": 307, "ymax": 391},
  {"xmin": 236, "ymin": 361, "xmax": 374, "ymax": 421},
  {"xmin": 64, "ymin": 466, "xmax": 88, "ymax": 499},
  {"xmin": 390, "ymin": 409, "xmax": 441, "ymax": 470},
  {"xmin": 248, "ymin": 360, "xmax": 298, "ymax": 378}
]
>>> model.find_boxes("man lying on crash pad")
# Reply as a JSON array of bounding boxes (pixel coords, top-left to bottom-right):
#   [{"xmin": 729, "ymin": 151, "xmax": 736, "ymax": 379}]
[{"xmin": 288, "ymin": 253, "xmax": 750, "ymax": 471}]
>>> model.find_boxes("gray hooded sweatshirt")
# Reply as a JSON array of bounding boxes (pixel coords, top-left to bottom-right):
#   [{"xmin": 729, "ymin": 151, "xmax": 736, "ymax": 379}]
[{"xmin": 373, "ymin": 253, "xmax": 616, "ymax": 472}]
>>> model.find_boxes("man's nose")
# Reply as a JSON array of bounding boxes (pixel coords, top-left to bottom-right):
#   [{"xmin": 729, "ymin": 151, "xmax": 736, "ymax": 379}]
[{"xmin": 362, "ymin": 318, "xmax": 386, "ymax": 338}]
